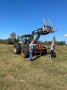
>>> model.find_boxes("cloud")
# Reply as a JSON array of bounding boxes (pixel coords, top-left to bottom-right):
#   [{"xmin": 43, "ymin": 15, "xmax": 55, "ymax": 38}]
[{"xmin": 64, "ymin": 34, "xmax": 67, "ymax": 37}]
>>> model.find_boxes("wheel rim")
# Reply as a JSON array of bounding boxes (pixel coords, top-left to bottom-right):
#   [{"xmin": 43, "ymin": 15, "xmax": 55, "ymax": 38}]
[
  {"xmin": 14, "ymin": 47, "xmax": 16, "ymax": 53},
  {"xmin": 21, "ymin": 51, "xmax": 25, "ymax": 57}
]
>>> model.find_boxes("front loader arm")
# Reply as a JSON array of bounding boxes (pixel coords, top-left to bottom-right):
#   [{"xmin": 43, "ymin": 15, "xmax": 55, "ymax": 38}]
[{"xmin": 32, "ymin": 27, "xmax": 53, "ymax": 43}]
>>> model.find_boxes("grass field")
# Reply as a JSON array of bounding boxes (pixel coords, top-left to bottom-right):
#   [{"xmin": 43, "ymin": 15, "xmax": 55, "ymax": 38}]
[{"xmin": 0, "ymin": 44, "xmax": 67, "ymax": 90}]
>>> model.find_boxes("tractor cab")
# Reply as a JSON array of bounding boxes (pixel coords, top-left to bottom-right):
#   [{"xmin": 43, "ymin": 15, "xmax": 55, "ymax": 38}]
[
  {"xmin": 21, "ymin": 34, "xmax": 32, "ymax": 45},
  {"xmin": 17, "ymin": 34, "xmax": 32, "ymax": 45}
]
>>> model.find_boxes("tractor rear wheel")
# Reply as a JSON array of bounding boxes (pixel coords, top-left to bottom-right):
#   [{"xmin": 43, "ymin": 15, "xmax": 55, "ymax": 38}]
[
  {"xmin": 21, "ymin": 47, "xmax": 29, "ymax": 58},
  {"xmin": 21, "ymin": 51, "xmax": 26, "ymax": 57}
]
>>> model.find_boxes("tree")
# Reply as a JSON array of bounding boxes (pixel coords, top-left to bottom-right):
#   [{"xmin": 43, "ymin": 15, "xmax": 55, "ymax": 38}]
[
  {"xmin": 52, "ymin": 36, "xmax": 56, "ymax": 42},
  {"xmin": 10, "ymin": 32, "xmax": 16, "ymax": 39},
  {"xmin": 56, "ymin": 41, "xmax": 66, "ymax": 45},
  {"xmin": 7, "ymin": 32, "xmax": 17, "ymax": 44}
]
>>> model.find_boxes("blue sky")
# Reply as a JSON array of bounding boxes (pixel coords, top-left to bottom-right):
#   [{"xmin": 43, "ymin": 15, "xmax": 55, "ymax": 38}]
[{"xmin": 0, "ymin": 0, "xmax": 67, "ymax": 42}]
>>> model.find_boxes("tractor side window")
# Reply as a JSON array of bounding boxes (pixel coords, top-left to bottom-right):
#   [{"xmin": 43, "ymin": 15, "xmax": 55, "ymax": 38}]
[{"xmin": 18, "ymin": 37, "xmax": 22, "ymax": 41}]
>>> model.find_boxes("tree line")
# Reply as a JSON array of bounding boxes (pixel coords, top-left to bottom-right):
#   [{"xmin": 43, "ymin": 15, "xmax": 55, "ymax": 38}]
[
  {"xmin": 0, "ymin": 32, "xmax": 67, "ymax": 46},
  {"xmin": 0, "ymin": 32, "xmax": 16, "ymax": 44}
]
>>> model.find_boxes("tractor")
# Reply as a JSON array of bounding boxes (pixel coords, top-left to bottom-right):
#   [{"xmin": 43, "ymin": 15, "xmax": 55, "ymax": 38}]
[{"xmin": 13, "ymin": 22, "xmax": 54, "ymax": 58}]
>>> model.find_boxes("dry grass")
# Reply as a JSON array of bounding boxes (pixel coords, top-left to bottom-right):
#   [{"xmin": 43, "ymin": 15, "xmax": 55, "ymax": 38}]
[{"xmin": 0, "ymin": 44, "xmax": 67, "ymax": 90}]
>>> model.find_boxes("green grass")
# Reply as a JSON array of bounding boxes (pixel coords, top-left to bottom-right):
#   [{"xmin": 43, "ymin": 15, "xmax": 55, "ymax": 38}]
[{"xmin": 0, "ymin": 44, "xmax": 67, "ymax": 90}]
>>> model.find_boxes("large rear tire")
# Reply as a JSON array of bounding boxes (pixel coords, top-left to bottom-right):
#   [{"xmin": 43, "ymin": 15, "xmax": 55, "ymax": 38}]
[{"xmin": 21, "ymin": 47, "xmax": 29, "ymax": 58}]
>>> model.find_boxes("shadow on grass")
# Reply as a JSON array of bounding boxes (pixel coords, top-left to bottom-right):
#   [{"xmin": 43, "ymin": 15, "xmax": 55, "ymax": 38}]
[
  {"xmin": 32, "ymin": 55, "xmax": 40, "ymax": 61},
  {"xmin": 32, "ymin": 53, "xmax": 48, "ymax": 61}
]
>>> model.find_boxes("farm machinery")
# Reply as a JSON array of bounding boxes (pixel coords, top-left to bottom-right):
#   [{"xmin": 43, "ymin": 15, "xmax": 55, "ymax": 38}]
[{"xmin": 13, "ymin": 22, "xmax": 54, "ymax": 58}]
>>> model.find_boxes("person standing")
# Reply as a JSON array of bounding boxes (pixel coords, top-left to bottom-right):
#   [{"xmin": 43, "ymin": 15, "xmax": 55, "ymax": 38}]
[
  {"xmin": 49, "ymin": 41, "xmax": 56, "ymax": 59},
  {"xmin": 29, "ymin": 39, "xmax": 34, "ymax": 61}
]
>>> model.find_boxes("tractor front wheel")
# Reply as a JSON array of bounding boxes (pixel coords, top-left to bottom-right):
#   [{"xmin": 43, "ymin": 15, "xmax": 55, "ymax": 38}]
[
  {"xmin": 14, "ymin": 47, "xmax": 17, "ymax": 54},
  {"xmin": 13, "ymin": 43, "xmax": 21, "ymax": 54}
]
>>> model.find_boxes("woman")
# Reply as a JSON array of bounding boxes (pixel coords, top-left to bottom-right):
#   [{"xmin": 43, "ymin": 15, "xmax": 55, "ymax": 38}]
[{"xmin": 49, "ymin": 41, "xmax": 56, "ymax": 59}]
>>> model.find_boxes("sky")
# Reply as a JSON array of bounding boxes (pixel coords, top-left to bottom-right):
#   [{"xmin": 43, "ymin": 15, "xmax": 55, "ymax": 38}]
[{"xmin": 0, "ymin": 0, "xmax": 67, "ymax": 42}]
